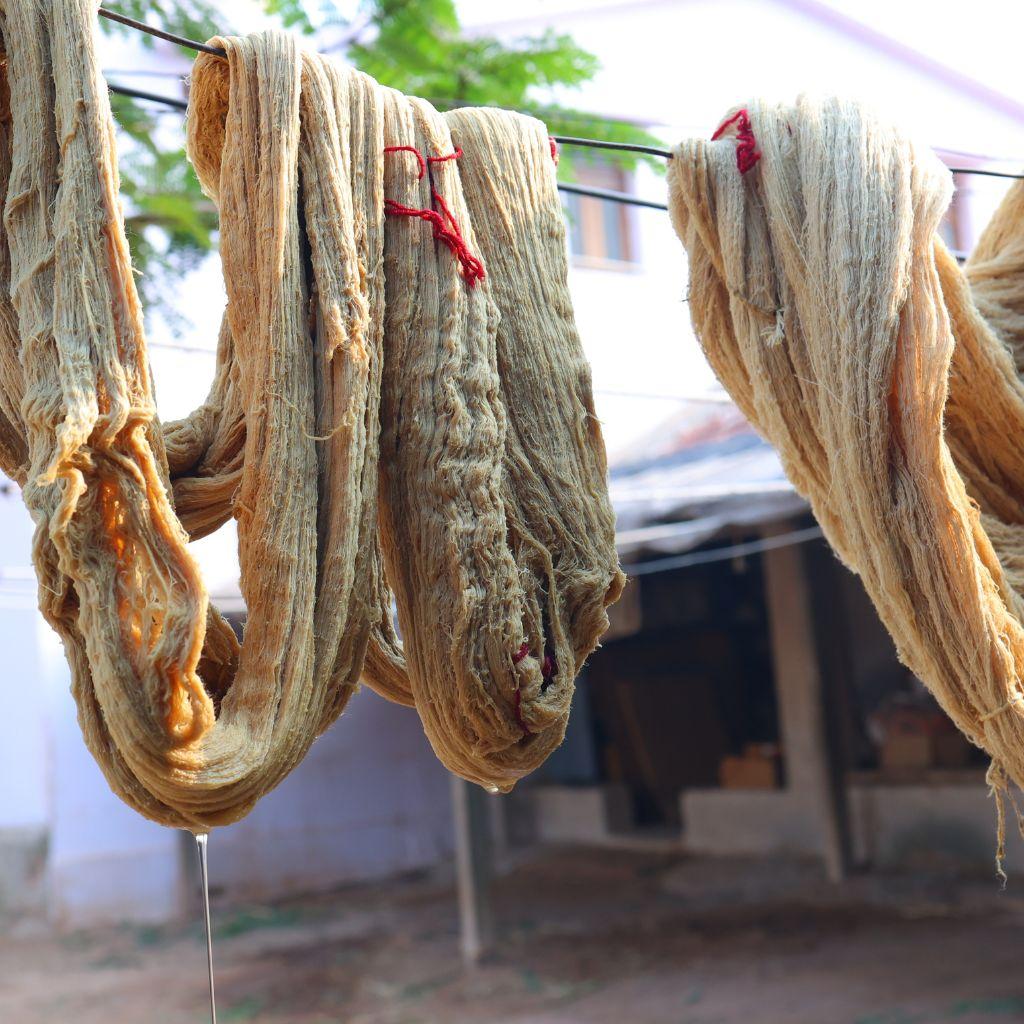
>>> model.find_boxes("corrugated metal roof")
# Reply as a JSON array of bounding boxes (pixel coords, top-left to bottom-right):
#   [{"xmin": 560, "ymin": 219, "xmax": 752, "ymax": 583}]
[{"xmin": 610, "ymin": 400, "xmax": 807, "ymax": 555}]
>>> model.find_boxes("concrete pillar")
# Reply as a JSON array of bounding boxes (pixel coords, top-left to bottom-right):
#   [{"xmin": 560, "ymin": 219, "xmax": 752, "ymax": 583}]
[
  {"xmin": 762, "ymin": 522, "xmax": 850, "ymax": 881},
  {"xmin": 451, "ymin": 777, "xmax": 495, "ymax": 965}
]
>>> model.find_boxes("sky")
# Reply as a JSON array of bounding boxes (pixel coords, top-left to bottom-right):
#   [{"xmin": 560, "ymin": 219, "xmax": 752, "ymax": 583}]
[{"xmin": 456, "ymin": 0, "xmax": 1024, "ymax": 118}]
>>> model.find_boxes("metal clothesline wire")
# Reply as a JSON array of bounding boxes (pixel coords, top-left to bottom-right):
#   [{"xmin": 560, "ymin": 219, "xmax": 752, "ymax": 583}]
[
  {"xmin": 0, "ymin": 524, "xmax": 825, "ymax": 597},
  {"xmin": 98, "ymin": 5, "xmax": 226, "ymax": 56},
  {"xmin": 97, "ymin": 59, "xmax": 1024, "ymax": 165},
  {"xmin": 621, "ymin": 525, "xmax": 824, "ymax": 578},
  {"xmin": 98, "ymin": 8, "xmax": 1024, "ymax": 184},
  {"xmin": 104, "ymin": 80, "xmax": 679, "ymax": 209},
  {"xmin": 557, "ymin": 181, "xmax": 670, "ymax": 211},
  {"xmin": 103, "ymin": 68, "xmax": 1024, "ymax": 163},
  {"xmin": 109, "ymin": 81, "xmax": 188, "ymax": 110},
  {"xmin": 103, "ymin": 80, "xmax": 1024, "ymax": 218},
  {"xmin": 107, "ymin": 73, "xmax": 697, "ymax": 134}
]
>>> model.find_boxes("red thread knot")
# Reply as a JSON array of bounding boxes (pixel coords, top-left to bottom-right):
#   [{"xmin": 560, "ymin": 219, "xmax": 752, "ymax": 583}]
[
  {"xmin": 383, "ymin": 144, "xmax": 426, "ymax": 180},
  {"xmin": 509, "ymin": 643, "xmax": 557, "ymax": 738},
  {"xmin": 383, "ymin": 143, "xmax": 485, "ymax": 286},
  {"xmin": 383, "ymin": 198, "xmax": 486, "ymax": 287},
  {"xmin": 427, "ymin": 146, "xmax": 463, "ymax": 165},
  {"xmin": 512, "ymin": 641, "xmax": 532, "ymax": 736},
  {"xmin": 711, "ymin": 108, "xmax": 761, "ymax": 175},
  {"xmin": 513, "ymin": 642, "xmax": 556, "ymax": 680}
]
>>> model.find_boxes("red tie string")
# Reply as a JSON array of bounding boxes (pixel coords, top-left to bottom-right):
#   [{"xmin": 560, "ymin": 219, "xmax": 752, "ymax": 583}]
[
  {"xmin": 512, "ymin": 641, "xmax": 533, "ymax": 736},
  {"xmin": 383, "ymin": 144, "xmax": 426, "ymax": 179},
  {"xmin": 427, "ymin": 146, "xmax": 463, "ymax": 165},
  {"xmin": 383, "ymin": 144, "xmax": 486, "ymax": 287},
  {"xmin": 383, "ymin": 198, "xmax": 486, "ymax": 286},
  {"xmin": 711, "ymin": 108, "xmax": 761, "ymax": 175},
  {"xmin": 511, "ymin": 641, "xmax": 558, "ymax": 738}
]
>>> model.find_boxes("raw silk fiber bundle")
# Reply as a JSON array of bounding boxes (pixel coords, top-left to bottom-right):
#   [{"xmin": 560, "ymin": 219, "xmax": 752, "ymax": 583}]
[
  {"xmin": 668, "ymin": 95, "xmax": 1024, "ymax": 804},
  {"xmin": 365, "ymin": 104, "xmax": 625, "ymax": 783},
  {"xmin": 0, "ymin": 0, "xmax": 622, "ymax": 828}
]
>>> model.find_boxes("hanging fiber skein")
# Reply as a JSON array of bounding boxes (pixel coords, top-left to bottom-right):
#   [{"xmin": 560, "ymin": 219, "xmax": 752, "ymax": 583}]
[
  {"xmin": 0, "ymin": 0, "xmax": 622, "ymax": 827},
  {"xmin": 668, "ymin": 95, "xmax": 1024, "ymax": 807},
  {"xmin": 363, "ymin": 103, "xmax": 626, "ymax": 782}
]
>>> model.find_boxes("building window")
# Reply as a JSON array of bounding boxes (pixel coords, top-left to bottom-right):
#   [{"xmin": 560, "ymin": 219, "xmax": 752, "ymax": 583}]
[{"xmin": 563, "ymin": 160, "xmax": 637, "ymax": 267}]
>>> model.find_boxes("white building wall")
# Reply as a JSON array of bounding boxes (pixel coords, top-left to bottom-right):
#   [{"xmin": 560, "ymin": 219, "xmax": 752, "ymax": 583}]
[
  {"xmin": 0, "ymin": 492, "xmax": 50, "ymax": 914},
  {"xmin": 45, "ymin": 666, "xmax": 452, "ymax": 925},
  {"xmin": 46, "ymin": 654, "xmax": 187, "ymax": 927},
  {"xmin": 0, "ymin": 494, "xmax": 48, "ymax": 833},
  {"xmin": 207, "ymin": 692, "xmax": 453, "ymax": 902},
  {"xmin": 461, "ymin": 0, "xmax": 1024, "ymax": 158}
]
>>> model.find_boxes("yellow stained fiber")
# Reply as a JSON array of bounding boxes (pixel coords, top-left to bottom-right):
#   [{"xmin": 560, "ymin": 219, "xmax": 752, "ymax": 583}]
[
  {"xmin": 0, "ymin": 0, "xmax": 622, "ymax": 828},
  {"xmin": 668, "ymin": 96, "xmax": 1024, "ymax": 795}
]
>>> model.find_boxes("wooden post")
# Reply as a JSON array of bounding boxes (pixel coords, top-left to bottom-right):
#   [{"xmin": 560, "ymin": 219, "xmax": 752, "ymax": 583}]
[
  {"xmin": 451, "ymin": 776, "xmax": 495, "ymax": 965},
  {"xmin": 762, "ymin": 522, "xmax": 850, "ymax": 882}
]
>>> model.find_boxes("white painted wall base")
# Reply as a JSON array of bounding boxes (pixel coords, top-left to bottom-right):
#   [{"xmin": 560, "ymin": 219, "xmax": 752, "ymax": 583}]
[
  {"xmin": 205, "ymin": 689, "xmax": 453, "ymax": 903},
  {"xmin": 681, "ymin": 778, "xmax": 1022, "ymax": 873},
  {"xmin": 848, "ymin": 781, "xmax": 1007, "ymax": 870},
  {"xmin": 530, "ymin": 783, "xmax": 633, "ymax": 844},
  {"xmin": 43, "ymin": 658, "xmax": 452, "ymax": 924},
  {"xmin": 51, "ymin": 843, "xmax": 186, "ymax": 928},
  {"xmin": 0, "ymin": 826, "xmax": 47, "ymax": 916},
  {"xmin": 681, "ymin": 790, "xmax": 821, "ymax": 858}
]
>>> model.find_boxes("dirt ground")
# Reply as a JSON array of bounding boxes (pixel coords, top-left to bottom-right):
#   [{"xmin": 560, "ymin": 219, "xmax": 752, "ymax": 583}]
[{"xmin": 4, "ymin": 846, "xmax": 1024, "ymax": 1024}]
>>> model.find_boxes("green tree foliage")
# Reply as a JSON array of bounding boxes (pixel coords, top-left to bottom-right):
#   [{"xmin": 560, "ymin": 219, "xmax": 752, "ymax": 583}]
[
  {"xmin": 102, "ymin": 0, "xmax": 660, "ymax": 324},
  {"xmin": 109, "ymin": 93, "xmax": 217, "ymax": 334},
  {"xmin": 275, "ymin": 0, "xmax": 662, "ymax": 153}
]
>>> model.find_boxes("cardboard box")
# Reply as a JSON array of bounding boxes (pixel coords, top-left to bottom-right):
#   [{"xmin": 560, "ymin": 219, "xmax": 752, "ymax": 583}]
[
  {"xmin": 719, "ymin": 754, "xmax": 779, "ymax": 790},
  {"xmin": 880, "ymin": 734, "xmax": 931, "ymax": 770},
  {"xmin": 880, "ymin": 732, "xmax": 971, "ymax": 771}
]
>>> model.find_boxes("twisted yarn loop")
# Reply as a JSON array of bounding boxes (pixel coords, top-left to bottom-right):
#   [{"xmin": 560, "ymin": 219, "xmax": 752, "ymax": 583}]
[{"xmin": 0, "ymin": 1, "xmax": 622, "ymax": 827}]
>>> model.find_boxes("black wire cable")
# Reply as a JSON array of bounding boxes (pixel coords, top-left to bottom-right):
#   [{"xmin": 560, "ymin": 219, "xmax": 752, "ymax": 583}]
[
  {"xmin": 950, "ymin": 166, "xmax": 1024, "ymax": 180},
  {"xmin": 551, "ymin": 135, "xmax": 1024, "ymax": 179},
  {"xmin": 109, "ymin": 81, "xmax": 188, "ymax": 110},
  {"xmin": 550, "ymin": 135, "xmax": 673, "ymax": 159},
  {"xmin": 97, "ymin": 6, "xmax": 1024, "ymax": 185},
  {"xmin": 98, "ymin": 6, "xmax": 226, "ymax": 56},
  {"xmin": 559, "ymin": 182, "xmax": 668, "ymax": 211},
  {"xmin": 103, "ymin": 78, "xmax": 1024, "ymax": 192}
]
